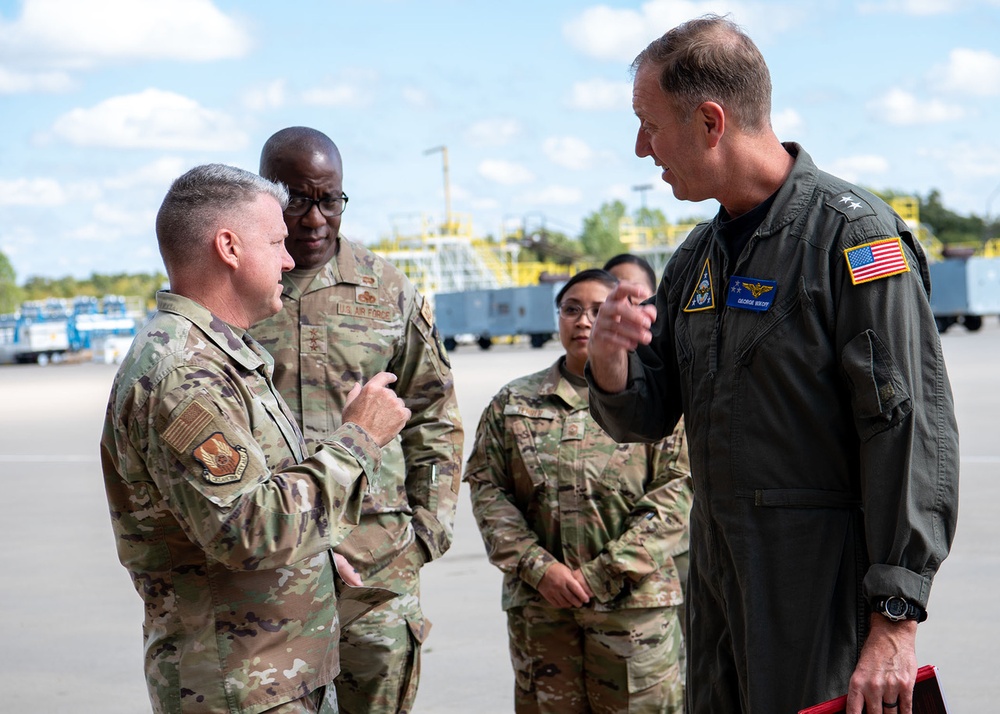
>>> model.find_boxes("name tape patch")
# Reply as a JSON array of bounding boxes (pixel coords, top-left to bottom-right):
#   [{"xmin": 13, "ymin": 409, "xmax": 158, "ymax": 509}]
[{"xmin": 726, "ymin": 276, "xmax": 777, "ymax": 312}]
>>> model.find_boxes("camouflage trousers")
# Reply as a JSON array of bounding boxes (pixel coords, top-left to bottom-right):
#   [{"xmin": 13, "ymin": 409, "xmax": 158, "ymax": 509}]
[
  {"xmin": 262, "ymin": 684, "xmax": 338, "ymax": 713},
  {"xmin": 506, "ymin": 601, "xmax": 683, "ymax": 714},
  {"xmin": 334, "ymin": 543, "xmax": 429, "ymax": 714}
]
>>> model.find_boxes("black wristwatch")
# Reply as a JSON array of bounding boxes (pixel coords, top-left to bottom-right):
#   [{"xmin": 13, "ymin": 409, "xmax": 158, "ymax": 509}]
[{"xmin": 873, "ymin": 596, "xmax": 927, "ymax": 623}]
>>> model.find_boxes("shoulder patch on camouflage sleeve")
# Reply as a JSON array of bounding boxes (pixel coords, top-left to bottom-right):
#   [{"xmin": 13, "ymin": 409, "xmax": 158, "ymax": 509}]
[
  {"xmin": 162, "ymin": 400, "xmax": 214, "ymax": 452},
  {"xmin": 193, "ymin": 432, "xmax": 248, "ymax": 484},
  {"xmin": 419, "ymin": 295, "xmax": 435, "ymax": 327},
  {"xmin": 827, "ymin": 192, "xmax": 876, "ymax": 221}
]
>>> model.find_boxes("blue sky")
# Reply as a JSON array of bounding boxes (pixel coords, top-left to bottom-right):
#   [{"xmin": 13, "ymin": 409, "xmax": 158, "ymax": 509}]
[{"xmin": 1, "ymin": 0, "xmax": 998, "ymax": 281}]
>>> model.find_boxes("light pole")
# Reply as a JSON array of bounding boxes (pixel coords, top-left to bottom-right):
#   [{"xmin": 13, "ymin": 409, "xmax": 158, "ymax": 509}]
[
  {"xmin": 632, "ymin": 183, "xmax": 653, "ymax": 225},
  {"xmin": 424, "ymin": 145, "xmax": 452, "ymax": 233}
]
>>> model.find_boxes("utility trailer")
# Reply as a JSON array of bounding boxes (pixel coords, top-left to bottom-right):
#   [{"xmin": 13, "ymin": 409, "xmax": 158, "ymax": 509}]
[
  {"xmin": 434, "ymin": 283, "xmax": 564, "ymax": 350},
  {"xmin": 929, "ymin": 256, "xmax": 1000, "ymax": 332}
]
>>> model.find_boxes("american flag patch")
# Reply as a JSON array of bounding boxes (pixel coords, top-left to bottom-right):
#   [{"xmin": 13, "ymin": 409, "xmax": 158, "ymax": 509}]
[{"xmin": 844, "ymin": 238, "xmax": 910, "ymax": 285}]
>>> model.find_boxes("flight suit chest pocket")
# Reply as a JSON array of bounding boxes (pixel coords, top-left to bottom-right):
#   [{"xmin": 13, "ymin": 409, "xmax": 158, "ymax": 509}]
[{"xmin": 300, "ymin": 324, "xmax": 328, "ymax": 355}]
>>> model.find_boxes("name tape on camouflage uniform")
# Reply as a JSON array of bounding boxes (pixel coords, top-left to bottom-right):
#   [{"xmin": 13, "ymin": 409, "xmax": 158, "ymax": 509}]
[{"xmin": 338, "ymin": 302, "xmax": 393, "ymax": 322}]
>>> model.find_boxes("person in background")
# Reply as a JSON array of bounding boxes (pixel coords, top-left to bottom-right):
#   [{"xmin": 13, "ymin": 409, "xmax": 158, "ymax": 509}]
[
  {"xmin": 100, "ymin": 163, "xmax": 410, "ymax": 714},
  {"xmin": 603, "ymin": 253, "xmax": 691, "ymax": 672},
  {"xmin": 250, "ymin": 127, "xmax": 464, "ymax": 714},
  {"xmin": 587, "ymin": 15, "xmax": 959, "ymax": 714},
  {"xmin": 603, "ymin": 253, "xmax": 658, "ymax": 300},
  {"xmin": 466, "ymin": 268, "xmax": 691, "ymax": 713}
]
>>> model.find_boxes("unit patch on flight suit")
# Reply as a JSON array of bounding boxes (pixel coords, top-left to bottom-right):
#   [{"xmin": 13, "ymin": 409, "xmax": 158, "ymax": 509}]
[
  {"xmin": 684, "ymin": 258, "xmax": 715, "ymax": 312},
  {"xmin": 726, "ymin": 276, "xmax": 777, "ymax": 312},
  {"xmin": 193, "ymin": 432, "xmax": 248, "ymax": 484}
]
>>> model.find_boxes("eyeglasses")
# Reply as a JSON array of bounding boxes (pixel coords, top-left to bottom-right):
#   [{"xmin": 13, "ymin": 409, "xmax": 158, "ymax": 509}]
[
  {"xmin": 558, "ymin": 303, "xmax": 601, "ymax": 322},
  {"xmin": 284, "ymin": 193, "xmax": 349, "ymax": 217}
]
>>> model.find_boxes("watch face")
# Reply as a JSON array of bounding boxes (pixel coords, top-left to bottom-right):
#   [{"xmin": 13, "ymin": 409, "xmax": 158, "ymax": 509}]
[{"xmin": 885, "ymin": 597, "xmax": 908, "ymax": 618}]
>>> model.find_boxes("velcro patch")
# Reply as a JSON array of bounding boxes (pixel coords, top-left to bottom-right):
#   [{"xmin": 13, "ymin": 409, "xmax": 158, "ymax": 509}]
[
  {"xmin": 338, "ymin": 302, "xmax": 393, "ymax": 322},
  {"xmin": 828, "ymin": 192, "xmax": 876, "ymax": 221},
  {"xmin": 162, "ymin": 400, "xmax": 214, "ymax": 453},
  {"xmin": 355, "ymin": 287, "xmax": 380, "ymax": 305},
  {"xmin": 845, "ymin": 238, "xmax": 910, "ymax": 285},
  {"xmin": 504, "ymin": 404, "xmax": 557, "ymax": 420},
  {"xmin": 726, "ymin": 276, "xmax": 777, "ymax": 312},
  {"xmin": 301, "ymin": 324, "xmax": 327, "ymax": 353},
  {"xmin": 419, "ymin": 296, "xmax": 435, "ymax": 328},
  {"xmin": 684, "ymin": 258, "xmax": 715, "ymax": 313},
  {"xmin": 193, "ymin": 432, "xmax": 248, "ymax": 484}
]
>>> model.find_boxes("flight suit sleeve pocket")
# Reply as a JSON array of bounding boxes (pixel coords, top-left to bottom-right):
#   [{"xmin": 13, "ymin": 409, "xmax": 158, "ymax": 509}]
[{"xmin": 841, "ymin": 329, "xmax": 912, "ymax": 442}]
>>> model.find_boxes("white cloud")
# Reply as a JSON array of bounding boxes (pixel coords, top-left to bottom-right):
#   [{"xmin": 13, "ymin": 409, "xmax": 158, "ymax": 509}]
[
  {"xmin": 868, "ymin": 88, "xmax": 964, "ymax": 125},
  {"xmin": 478, "ymin": 160, "xmax": 535, "ymax": 185},
  {"xmin": 402, "ymin": 87, "xmax": 431, "ymax": 109},
  {"xmin": 0, "ymin": 66, "xmax": 73, "ymax": 94},
  {"xmin": 0, "ymin": 0, "xmax": 251, "ymax": 70},
  {"xmin": 464, "ymin": 118, "xmax": 522, "ymax": 146},
  {"xmin": 563, "ymin": 1, "xmax": 803, "ymax": 63},
  {"xmin": 301, "ymin": 83, "xmax": 371, "ymax": 108},
  {"xmin": 827, "ymin": 155, "xmax": 890, "ymax": 183},
  {"xmin": 103, "ymin": 157, "xmax": 191, "ymax": 190},
  {"xmin": 563, "ymin": 5, "xmax": 651, "ymax": 62},
  {"xmin": 858, "ymin": 0, "xmax": 954, "ymax": 15},
  {"xmin": 930, "ymin": 48, "xmax": 1000, "ymax": 97},
  {"xmin": 543, "ymin": 137, "xmax": 596, "ymax": 171},
  {"xmin": 0, "ymin": 178, "xmax": 69, "ymax": 206},
  {"xmin": 919, "ymin": 143, "xmax": 1000, "ymax": 180},
  {"xmin": 520, "ymin": 186, "xmax": 583, "ymax": 206},
  {"xmin": 0, "ymin": 177, "xmax": 101, "ymax": 206},
  {"xmin": 771, "ymin": 108, "xmax": 804, "ymax": 137},
  {"xmin": 568, "ymin": 79, "xmax": 631, "ymax": 111},
  {"xmin": 49, "ymin": 89, "xmax": 248, "ymax": 150},
  {"xmin": 243, "ymin": 79, "xmax": 287, "ymax": 111}
]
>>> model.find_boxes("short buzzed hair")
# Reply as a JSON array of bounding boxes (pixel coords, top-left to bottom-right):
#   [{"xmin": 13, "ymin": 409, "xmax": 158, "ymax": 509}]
[
  {"xmin": 259, "ymin": 126, "xmax": 342, "ymax": 179},
  {"xmin": 632, "ymin": 14, "xmax": 772, "ymax": 133},
  {"xmin": 155, "ymin": 163, "xmax": 288, "ymax": 269}
]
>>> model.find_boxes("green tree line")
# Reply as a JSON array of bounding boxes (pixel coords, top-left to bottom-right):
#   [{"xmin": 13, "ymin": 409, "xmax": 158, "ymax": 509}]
[{"xmin": 2, "ymin": 188, "xmax": 998, "ymax": 312}]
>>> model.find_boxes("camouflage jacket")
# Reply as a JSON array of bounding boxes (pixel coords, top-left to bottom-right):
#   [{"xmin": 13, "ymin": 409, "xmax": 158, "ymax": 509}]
[
  {"xmin": 100, "ymin": 292, "xmax": 380, "ymax": 714},
  {"xmin": 251, "ymin": 239, "xmax": 463, "ymax": 579},
  {"xmin": 465, "ymin": 359, "xmax": 692, "ymax": 612}
]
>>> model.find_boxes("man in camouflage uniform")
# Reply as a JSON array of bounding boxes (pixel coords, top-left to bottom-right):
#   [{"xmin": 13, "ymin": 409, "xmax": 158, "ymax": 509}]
[
  {"xmin": 465, "ymin": 269, "xmax": 691, "ymax": 713},
  {"xmin": 100, "ymin": 164, "xmax": 411, "ymax": 714},
  {"xmin": 250, "ymin": 127, "xmax": 464, "ymax": 714}
]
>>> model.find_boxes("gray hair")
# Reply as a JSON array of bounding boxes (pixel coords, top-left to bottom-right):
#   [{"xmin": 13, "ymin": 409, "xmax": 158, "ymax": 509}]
[
  {"xmin": 632, "ymin": 14, "xmax": 772, "ymax": 133},
  {"xmin": 155, "ymin": 163, "xmax": 289, "ymax": 269}
]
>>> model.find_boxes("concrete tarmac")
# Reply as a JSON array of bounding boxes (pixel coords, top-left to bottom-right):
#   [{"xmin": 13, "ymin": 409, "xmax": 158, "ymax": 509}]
[{"xmin": 0, "ymin": 321, "xmax": 995, "ymax": 712}]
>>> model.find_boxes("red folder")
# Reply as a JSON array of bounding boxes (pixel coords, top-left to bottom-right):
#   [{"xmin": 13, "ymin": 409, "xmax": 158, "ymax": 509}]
[{"xmin": 798, "ymin": 664, "xmax": 949, "ymax": 714}]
